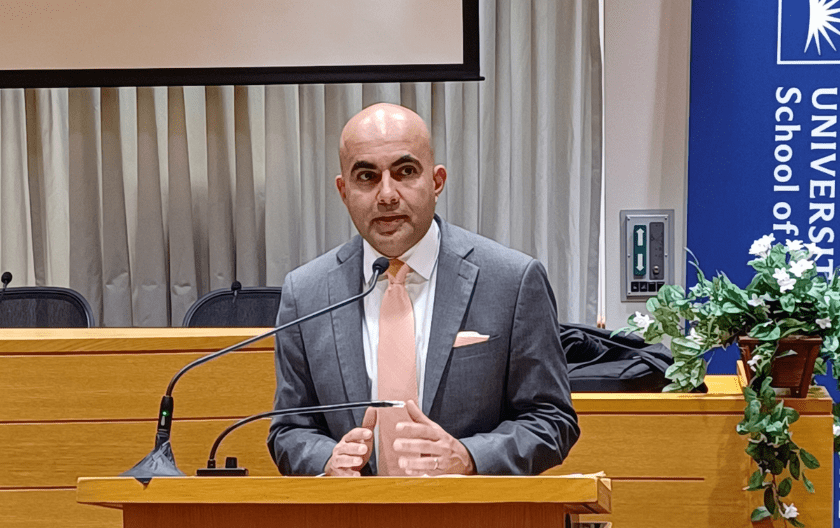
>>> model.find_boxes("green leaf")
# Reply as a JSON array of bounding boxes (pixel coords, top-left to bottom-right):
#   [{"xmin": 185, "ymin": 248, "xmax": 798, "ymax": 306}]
[
  {"xmin": 611, "ymin": 327, "xmax": 633, "ymax": 338},
  {"xmin": 763, "ymin": 486, "xmax": 776, "ymax": 514},
  {"xmin": 799, "ymin": 448, "xmax": 820, "ymax": 470},
  {"xmin": 814, "ymin": 357, "xmax": 828, "ymax": 376},
  {"xmin": 783, "ymin": 407, "xmax": 800, "ymax": 425},
  {"xmin": 776, "ymin": 443, "xmax": 791, "ymax": 462},
  {"xmin": 750, "ymin": 507, "xmax": 771, "ymax": 522},
  {"xmin": 790, "ymin": 518, "xmax": 806, "ymax": 528},
  {"xmin": 671, "ymin": 336, "xmax": 703, "ymax": 353},
  {"xmin": 664, "ymin": 363, "xmax": 683, "ymax": 378},
  {"xmin": 747, "ymin": 469, "xmax": 764, "ymax": 491},
  {"xmin": 643, "ymin": 325, "xmax": 664, "ymax": 344},
  {"xmin": 721, "ymin": 301, "xmax": 741, "ymax": 314},
  {"xmin": 789, "ymin": 454, "xmax": 801, "ymax": 480},
  {"xmin": 744, "ymin": 400, "xmax": 760, "ymax": 424},
  {"xmin": 777, "ymin": 476, "xmax": 792, "ymax": 497},
  {"xmin": 803, "ymin": 473, "xmax": 815, "ymax": 493},
  {"xmin": 769, "ymin": 457, "xmax": 784, "ymax": 475},
  {"xmin": 780, "ymin": 293, "xmax": 796, "ymax": 312},
  {"xmin": 749, "ymin": 322, "xmax": 781, "ymax": 341}
]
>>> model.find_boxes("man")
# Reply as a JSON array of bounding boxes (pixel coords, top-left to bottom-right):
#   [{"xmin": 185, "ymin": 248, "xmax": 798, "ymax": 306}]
[{"xmin": 268, "ymin": 103, "xmax": 578, "ymax": 476}]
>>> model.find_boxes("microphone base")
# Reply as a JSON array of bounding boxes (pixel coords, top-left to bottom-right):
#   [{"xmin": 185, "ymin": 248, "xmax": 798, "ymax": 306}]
[{"xmin": 196, "ymin": 467, "xmax": 249, "ymax": 477}]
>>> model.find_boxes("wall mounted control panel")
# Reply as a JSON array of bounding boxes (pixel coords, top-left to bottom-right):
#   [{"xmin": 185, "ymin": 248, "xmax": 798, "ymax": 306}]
[{"xmin": 620, "ymin": 210, "xmax": 674, "ymax": 302}]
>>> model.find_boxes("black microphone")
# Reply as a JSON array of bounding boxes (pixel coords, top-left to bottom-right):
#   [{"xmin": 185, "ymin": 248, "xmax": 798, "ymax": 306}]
[
  {"xmin": 230, "ymin": 280, "xmax": 242, "ymax": 302},
  {"xmin": 122, "ymin": 256, "xmax": 391, "ymax": 482},
  {"xmin": 196, "ymin": 400, "xmax": 404, "ymax": 476}
]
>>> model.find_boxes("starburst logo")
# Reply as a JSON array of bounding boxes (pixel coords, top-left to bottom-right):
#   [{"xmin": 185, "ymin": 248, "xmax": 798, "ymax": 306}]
[
  {"xmin": 778, "ymin": 0, "xmax": 840, "ymax": 64},
  {"xmin": 805, "ymin": 0, "xmax": 840, "ymax": 54}
]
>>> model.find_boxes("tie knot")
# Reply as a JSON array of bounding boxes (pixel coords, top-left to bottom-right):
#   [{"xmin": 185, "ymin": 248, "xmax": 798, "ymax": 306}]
[{"xmin": 387, "ymin": 259, "xmax": 410, "ymax": 284}]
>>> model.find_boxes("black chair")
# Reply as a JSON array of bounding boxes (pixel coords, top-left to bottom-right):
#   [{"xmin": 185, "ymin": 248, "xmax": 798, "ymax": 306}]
[
  {"xmin": 182, "ymin": 281, "xmax": 282, "ymax": 327},
  {"xmin": 0, "ymin": 286, "xmax": 96, "ymax": 328}
]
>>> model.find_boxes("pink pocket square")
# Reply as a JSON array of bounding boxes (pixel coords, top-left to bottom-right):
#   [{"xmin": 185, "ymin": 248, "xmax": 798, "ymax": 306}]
[{"xmin": 453, "ymin": 331, "xmax": 489, "ymax": 347}]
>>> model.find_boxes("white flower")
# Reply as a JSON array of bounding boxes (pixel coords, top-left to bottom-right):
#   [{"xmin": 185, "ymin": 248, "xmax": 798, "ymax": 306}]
[
  {"xmin": 746, "ymin": 355, "xmax": 763, "ymax": 372},
  {"xmin": 772, "ymin": 268, "xmax": 789, "ymax": 281},
  {"xmin": 632, "ymin": 312, "xmax": 653, "ymax": 332},
  {"xmin": 789, "ymin": 258, "xmax": 814, "ymax": 277},
  {"xmin": 785, "ymin": 239, "xmax": 804, "ymax": 252},
  {"xmin": 747, "ymin": 294, "xmax": 766, "ymax": 307},
  {"xmin": 833, "ymin": 424, "xmax": 840, "ymax": 437},
  {"xmin": 804, "ymin": 242, "xmax": 821, "ymax": 258},
  {"xmin": 816, "ymin": 317, "xmax": 832, "ymax": 329},
  {"xmin": 772, "ymin": 268, "xmax": 796, "ymax": 292},
  {"xmin": 687, "ymin": 328, "xmax": 703, "ymax": 345},
  {"xmin": 780, "ymin": 503, "xmax": 798, "ymax": 520},
  {"xmin": 749, "ymin": 234, "xmax": 775, "ymax": 258}
]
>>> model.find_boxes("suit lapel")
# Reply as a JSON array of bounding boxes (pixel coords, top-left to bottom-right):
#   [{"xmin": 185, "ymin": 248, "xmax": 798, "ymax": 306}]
[
  {"xmin": 328, "ymin": 238, "xmax": 370, "ymax": 425},
  {"xmin": 423, "ymin": 220, "xmax": 478, "ymax": 414}
]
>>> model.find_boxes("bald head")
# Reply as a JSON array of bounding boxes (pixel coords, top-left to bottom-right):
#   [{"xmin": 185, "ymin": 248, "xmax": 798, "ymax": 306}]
[
  {"xmin": 334, "ymin": 103, "xmax": 446, "ymax": 257},
  {"xmin": 339, "ymin": 103, "xmax": 434, "ymax": 174}
]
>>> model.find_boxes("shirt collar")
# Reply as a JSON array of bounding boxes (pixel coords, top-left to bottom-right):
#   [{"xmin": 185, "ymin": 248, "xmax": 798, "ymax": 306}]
[{"xmin": 363, "ymin": 220, "xmax": 440, "ymax": 283}]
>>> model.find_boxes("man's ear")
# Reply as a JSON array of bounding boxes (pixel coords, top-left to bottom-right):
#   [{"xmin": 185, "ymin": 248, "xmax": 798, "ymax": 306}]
[
  {"xmin": 335, "ymin": 174, "xmax": 347, "ymax": 203},
  {"xmin": 432, "ymin": 165, "xmax": 447, "ymax": 198}
]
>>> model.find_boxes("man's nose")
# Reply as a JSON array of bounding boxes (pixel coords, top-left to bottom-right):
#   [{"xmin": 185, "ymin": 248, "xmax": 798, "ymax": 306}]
[{"xmin": 378, "ymin": 172, "xmax": 399, "ymax": 204}]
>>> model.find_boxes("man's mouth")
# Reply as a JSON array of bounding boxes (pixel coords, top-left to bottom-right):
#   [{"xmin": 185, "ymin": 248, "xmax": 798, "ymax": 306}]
[{"xmin": 372, "ymin": 215, "xmax": 408, "ymax": 231}]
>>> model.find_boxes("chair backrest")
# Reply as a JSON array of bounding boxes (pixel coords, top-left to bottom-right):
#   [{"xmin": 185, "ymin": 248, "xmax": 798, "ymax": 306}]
[
  {"xmin": 182, "ymin": 284, "xmax": 282, "ymax": 327},
  {"xmin": 0, "ymin": 286, "xmax": 96, "ymax": 328}
]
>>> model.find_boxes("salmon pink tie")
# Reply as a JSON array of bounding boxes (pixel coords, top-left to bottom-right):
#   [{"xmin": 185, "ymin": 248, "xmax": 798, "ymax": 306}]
[{"xmin": 377, "ymin": 259, "xmax": 416, "ymax": 476}]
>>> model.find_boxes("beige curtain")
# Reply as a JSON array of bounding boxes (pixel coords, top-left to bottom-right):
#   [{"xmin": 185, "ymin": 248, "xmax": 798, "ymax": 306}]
[{"xmin": 0, "ymin": 0, "xmax": 601, "ymax": 326}]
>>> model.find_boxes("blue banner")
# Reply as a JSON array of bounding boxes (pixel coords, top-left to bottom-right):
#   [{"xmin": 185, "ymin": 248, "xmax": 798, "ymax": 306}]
[{"xmin": 689, "ymin": 1, "xmax": 839, "ymax": 524}]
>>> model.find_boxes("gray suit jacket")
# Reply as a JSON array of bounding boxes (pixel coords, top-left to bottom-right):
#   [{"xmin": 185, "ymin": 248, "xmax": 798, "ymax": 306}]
[{"xmin": 267, "ymin": 216, "xmax": 579, "ymax": 475}]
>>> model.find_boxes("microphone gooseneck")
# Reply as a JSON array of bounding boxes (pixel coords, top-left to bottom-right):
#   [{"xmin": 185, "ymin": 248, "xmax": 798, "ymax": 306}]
[
  {"xmin": 123, "ymin": 258, "xmax": 390, "ymax": 482},
  {"xmin": 164, "ymin": 259, "xmax": 388, "ymax": 398},
  {"xmin": 199, "ymin": 400, "xmax": 404, "ymax": 475}
]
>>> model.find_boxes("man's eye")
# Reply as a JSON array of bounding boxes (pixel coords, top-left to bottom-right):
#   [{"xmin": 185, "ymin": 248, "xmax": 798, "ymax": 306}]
[
  {"xmin": 357, "ymin": 172, "xmax": 375, "ymax": 182},
  {"xmin": 398, "ymin": 166, "xmax": 417, "ymax": 176}
]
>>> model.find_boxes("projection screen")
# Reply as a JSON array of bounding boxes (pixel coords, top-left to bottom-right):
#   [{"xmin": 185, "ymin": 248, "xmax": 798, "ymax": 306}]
[{"xmin": 0, "ymin": 0, "xmax": 480, "ymax": 88}]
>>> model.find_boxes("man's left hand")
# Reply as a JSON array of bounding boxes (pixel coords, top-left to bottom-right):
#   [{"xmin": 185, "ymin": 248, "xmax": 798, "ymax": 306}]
[{"xmin": 393, "ymin": 400, "xmax": 476, "ymax": 475}]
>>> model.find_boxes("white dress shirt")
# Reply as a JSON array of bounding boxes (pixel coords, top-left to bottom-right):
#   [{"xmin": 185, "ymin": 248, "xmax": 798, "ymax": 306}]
[{"xmin": 361, "ymin": 220, "xmax": 440, "ymax": 406}]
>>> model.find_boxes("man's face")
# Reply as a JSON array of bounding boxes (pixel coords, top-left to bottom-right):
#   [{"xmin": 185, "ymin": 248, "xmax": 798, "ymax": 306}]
[{"xmin": 336, "ymin": 108, "xmax": 446, "ymax": 257}]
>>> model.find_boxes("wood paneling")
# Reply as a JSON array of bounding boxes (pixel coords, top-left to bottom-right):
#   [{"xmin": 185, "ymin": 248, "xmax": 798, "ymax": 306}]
[
  {"xmin": 0, "ymin": 351, "xmax": 274, "ymax": 422},
  {"xmin": 1, "ymin": 420, "xmax": 279, "ymax": 488},
  {"xmin": 77, "ymin": 475, "xmax": 608, "ymax": 507},
  {"xmin": 122, "ymin": 503, "xmax": 575, "ymax": 528},
  {"xmin": 0, "ymin": 328, "xmax": 274, "ymax": 355},
  {"xmin": 78, "ymin": 476, "xmax": 609, "ymax": 528},
  {"xmin": 557, "ymin": 382, "xmax": 834, "ymax": 527},
  {"xmin": 0, "ymin": 489, "xmax": 121, "ymax": 528},
  {"xmin": 572, "ymin": 375, "xmax": 832, "ymax": 415},
  {"xmin": 579, "ymin": 477, "xmax": 833, "ymax": 528},
  {"xmin": 1, "ymin": 329, "xmax": 834, "ymax": 528},
  {"xmin": 0, "ymin": 329, "xmax": 282, "ymax": 528}
]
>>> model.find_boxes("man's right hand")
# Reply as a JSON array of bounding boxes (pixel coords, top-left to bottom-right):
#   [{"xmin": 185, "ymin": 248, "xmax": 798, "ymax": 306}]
[{"xmin": 324, "ymin": 407, "xmax": 377, "ymax": 476}]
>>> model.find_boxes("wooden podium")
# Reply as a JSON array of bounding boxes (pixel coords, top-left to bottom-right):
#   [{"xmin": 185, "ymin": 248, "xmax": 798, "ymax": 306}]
[
  {"xmin": 76, "ymin": 475, "xmax": 611, "ymax": 528},
  {"xmin": 3, "ymin": 329, "xmax": 833, "ymax": 527}
]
